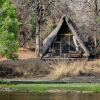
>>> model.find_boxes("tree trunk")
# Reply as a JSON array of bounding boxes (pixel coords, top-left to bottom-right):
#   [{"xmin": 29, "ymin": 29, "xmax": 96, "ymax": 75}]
[
  {"xmin": 35, "ymin": 22, "xmax": 40, "ymax": 57},
  {"xmin": 36, "ymin": 34, "xmax": 40, "ymax": 57}
]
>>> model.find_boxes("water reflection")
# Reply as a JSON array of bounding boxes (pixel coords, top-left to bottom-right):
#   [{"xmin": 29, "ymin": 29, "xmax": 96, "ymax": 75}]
[{"xmin": 0, "ymin": 92, "xmax": 100, "ymax": 100}]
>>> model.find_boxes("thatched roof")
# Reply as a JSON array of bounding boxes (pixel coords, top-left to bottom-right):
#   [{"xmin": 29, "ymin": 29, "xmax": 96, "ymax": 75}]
[{"xmin": 42, "ymin": 16, "xmax": 90, "ymax": 57}]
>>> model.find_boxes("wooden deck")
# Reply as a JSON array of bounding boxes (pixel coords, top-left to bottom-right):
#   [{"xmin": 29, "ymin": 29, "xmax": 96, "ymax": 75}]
[{"xmin": 42, "ymin": 57, "xmax": 88, "ymax": 62}]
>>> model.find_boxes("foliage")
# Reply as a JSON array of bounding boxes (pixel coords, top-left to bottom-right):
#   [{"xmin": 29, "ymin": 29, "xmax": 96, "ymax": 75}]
[
  {"xmin": 0, "ymin": 0, "xmax": 19, "ymax": 59},
  {"xmin": 1, "ymin": 83, "xmax": 100, "ymax": 93},
  {"xmin": 31, "ymin": 16, "xmax": 36, "ymax": 37},
  {"xmin": 96, "ymin": 16, "xmax": 100, "ymax": 23}
]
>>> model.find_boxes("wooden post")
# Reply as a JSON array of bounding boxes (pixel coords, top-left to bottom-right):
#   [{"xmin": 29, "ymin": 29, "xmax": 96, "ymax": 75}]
[
  {"xmin": 60, "ymin": 42, "xmax": 62, "ymax": 56},
  {"xmin": 60, "ymin": 36, "xmax": 62, "ymax": 56},
  {"xmin": 69, "ymin": 35, "xmax": 70, "ymax": 51}
]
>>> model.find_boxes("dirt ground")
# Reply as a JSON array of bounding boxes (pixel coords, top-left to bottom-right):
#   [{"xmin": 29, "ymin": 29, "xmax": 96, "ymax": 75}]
[
  {"xmin": 0, "ymin": 48, "xmax": 37, "ymax": 61},
  {"xmin": 0, "ymin": 48, "xmax": 51, "ymax": 79},
  {"xmin": 18, "ymin": 48, "xmax": 37, "ymax": 59}
]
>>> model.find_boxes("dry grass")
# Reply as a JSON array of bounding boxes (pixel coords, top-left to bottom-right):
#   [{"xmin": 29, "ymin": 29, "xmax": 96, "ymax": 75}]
[
  {"xmin": 0, "ymin": 49, "xmax": 100, "ymax": 80},
  {"xmin": 48, "ymin": 60, "xmax": 100, "ymax": 80},
  {"xmin": 0, "ymin": 59, "xmax": 51, "ymax": 78}
]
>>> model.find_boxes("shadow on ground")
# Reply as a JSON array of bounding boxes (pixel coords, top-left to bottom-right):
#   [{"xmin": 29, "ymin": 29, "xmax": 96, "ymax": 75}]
[{"xmin": 0, "ymin": 58, "xmax": 50, "ymax": 78}]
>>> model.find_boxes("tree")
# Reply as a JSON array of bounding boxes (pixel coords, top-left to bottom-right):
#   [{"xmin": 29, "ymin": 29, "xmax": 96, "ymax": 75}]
[
  {"xmin": 12, "ymin": 0, "xmax": 54, "ymax": 56},
  {"xmin": 31, "ymin": 0, "xmax": 54, "ymax": 57},
  {"xmin": 13, "ymin": 0, "xmax": 36, "ymax": 47},
  {"xmin": 0, "ymin": 0, "xmax": 19, "ymax": 59}
]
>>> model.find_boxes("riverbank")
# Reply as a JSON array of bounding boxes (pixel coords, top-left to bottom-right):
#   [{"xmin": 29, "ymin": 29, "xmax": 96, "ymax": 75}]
[
  {"xmin": 0, "ymin": 48, "xmax": 100, "ymax": 80},
  {"xmin": 0, "ymin": 48, "xmax": 100, "ymax": 94},
  {"xmin": 0, "ymin": 58, "xmax": 100, "ymax": 80},
  {"xmin": 0, "ymin": 83, "xmax": 100, "ymax": 93}
]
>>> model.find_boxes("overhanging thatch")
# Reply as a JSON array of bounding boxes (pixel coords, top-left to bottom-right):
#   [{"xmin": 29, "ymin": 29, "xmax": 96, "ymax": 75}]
[{"xmin": 42, "ymin": 16, "xmax": 90, "ymax": 57}]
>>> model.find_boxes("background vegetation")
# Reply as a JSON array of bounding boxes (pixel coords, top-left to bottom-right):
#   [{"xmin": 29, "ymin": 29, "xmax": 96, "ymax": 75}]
[
  {"xmin": 0, "ymin": 0, "xmax": 19, "ymax": 59},
  {"xmin": 0, "ymin": 0, "xmax": 100, "ymax": 58}
]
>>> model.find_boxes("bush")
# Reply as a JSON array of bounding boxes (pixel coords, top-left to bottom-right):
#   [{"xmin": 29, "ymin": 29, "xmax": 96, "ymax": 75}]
[{"xmin": 0, "ymin": 0, "xmax": 19, "ymax": 59}]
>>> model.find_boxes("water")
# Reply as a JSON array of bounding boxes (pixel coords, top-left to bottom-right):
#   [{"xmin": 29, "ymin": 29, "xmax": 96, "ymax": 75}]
[{"xmin": 0, "ymin": 92, "xmax": 100, "ymax": 100}]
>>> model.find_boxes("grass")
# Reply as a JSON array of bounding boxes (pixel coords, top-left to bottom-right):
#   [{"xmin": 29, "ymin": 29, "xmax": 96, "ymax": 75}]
[
  {"xmin": 0, "ymin": 56, "xmax": 100, "ymax": 80},
  {"xmin": 49, "ymin": 60, "xmax": 100, "ymax": 80},
  {"xmin": 0, "ymin": 83, "xmax": 100, "ymax": 93}
]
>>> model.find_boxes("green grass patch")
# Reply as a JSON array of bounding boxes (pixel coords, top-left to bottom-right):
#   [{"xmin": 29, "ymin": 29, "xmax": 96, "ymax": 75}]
[{"xmin": 0, "ymin": 83, "xmax": 100, "ymax": 93}]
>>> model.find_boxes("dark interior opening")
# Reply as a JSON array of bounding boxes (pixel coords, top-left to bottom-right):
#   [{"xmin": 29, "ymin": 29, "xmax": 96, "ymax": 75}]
[{"xmin": 49, "ymin": 19, "xmax": 76, "ymax": 56}]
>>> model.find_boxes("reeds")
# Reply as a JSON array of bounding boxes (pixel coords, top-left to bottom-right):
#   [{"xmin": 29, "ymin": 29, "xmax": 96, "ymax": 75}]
[{"xmin": 48, "ymin": 60, "xmax": 100, "ymax": 80}]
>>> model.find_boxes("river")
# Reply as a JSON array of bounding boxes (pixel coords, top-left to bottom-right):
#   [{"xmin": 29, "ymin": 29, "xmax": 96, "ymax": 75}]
[{"xmin": 0, "ymin": 92, "xmax": 100, "ymax": 100}]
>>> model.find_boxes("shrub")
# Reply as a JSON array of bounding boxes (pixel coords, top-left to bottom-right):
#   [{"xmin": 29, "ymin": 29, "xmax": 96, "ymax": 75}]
[{"xmin": 0, "ymin": 0, "xmax": 19, "ymax": 59}]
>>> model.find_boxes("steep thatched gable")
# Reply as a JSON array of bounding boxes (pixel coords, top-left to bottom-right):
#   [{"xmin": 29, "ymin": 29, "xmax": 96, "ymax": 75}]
[{"xmin": 42, "ymin": 16, "xmax": 90, "ymax": 57}]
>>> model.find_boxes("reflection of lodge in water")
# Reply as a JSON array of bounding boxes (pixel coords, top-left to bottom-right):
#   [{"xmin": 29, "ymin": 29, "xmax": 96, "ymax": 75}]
[{"xmin": 42, "ymin": 16, "xmax": 90, "ymax": 60}]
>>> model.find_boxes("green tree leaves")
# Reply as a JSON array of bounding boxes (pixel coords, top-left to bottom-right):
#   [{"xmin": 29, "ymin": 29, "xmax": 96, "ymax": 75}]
[{"xmin": 0, "ymin": 0, "xmax": 19, "ymax": 59}]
